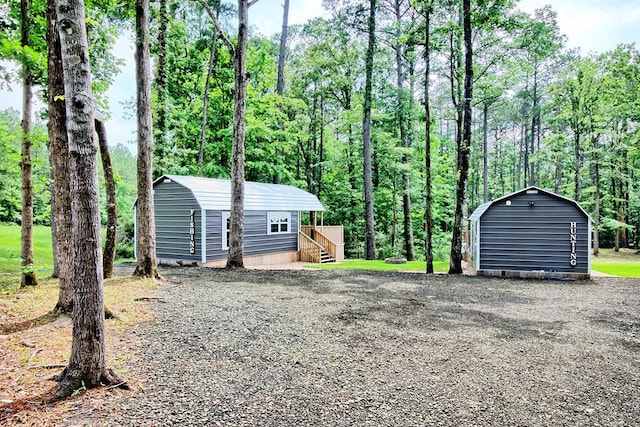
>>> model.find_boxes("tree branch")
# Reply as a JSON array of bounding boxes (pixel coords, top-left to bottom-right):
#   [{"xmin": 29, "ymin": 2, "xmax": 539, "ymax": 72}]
[
  {"xmin": 195, "ymin": 0, "xmax": 235, "ymax": 56},
  {"xmin": 248, "ymin": 0, "xmax": 261, "ymax": 7}
]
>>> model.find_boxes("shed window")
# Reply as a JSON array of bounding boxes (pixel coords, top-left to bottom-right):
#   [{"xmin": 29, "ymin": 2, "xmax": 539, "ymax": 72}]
[
  {"xmin": 267, "ymin": 212, "xmax": 291, "ymax": 234},
  {"xmin": 222, "ymin": 212, "xmax": 230, "ymax": 249}
]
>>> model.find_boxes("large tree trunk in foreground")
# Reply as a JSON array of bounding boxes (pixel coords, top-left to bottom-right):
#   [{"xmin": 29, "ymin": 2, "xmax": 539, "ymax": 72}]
[
  {"xmin": 226, "ymin": 0, "xmax": 251, "ymax": 269},
  {"xmin": 96, "ymin": 118, "xmax": 117, "ymax": 279},
  {"xmin": 20, "ymin": 0, "xmax": 38, "ymax": 288},
  {"xmin": 47, "ymin": 0, "xmax": 73, "ymax": 312},
  {"xmin": 52, "ymin": 0, "xmax": 125, "ymax": 400},
  {"xmin": 362, "ymin": 0, "xmax": 377, "ymax": 260},
  {"xmin": 133, "ymin": 0, "xmax": 159, "ymax": 278},
  {"xmin": 449, "ymin": 0, "xmax": 473, "ymax": 274}
]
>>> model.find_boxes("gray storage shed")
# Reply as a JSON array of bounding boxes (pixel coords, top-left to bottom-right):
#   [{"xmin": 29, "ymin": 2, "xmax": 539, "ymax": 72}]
[
  {"xmin": 469, "ymin": 186, "xmax": 592, "ymax": 279},
  {"xmin": 137, "ymin": 174, "xmax": 326, "ymax": 266}
]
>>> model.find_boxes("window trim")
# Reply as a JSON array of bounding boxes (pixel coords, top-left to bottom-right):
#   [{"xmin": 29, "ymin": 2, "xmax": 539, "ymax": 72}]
[
  {"xmin": 267, "ymin": 211, "xmax": 291, "ymax": 235},
  {"xmin": 222, "ymin": 211, "xmax": 230, "ymax": 250}
]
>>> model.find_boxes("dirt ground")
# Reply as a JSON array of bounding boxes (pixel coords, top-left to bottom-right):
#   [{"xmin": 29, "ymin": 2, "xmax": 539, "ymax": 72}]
[{"xmin": 2, "ymin": 267, "xmax": 639, "ymax": 426}]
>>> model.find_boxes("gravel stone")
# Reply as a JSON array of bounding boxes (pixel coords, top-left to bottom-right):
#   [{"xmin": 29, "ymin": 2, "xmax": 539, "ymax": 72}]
[{"xmin": 71, "ymin": 267, "xmax": 639, "ymax": 426}]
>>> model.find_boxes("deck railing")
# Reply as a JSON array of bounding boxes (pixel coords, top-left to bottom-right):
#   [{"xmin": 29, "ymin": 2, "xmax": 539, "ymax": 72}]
[
  {"xmin": 298, "ymin": 231, "xmax": 323, "ymax": 263},
  {"xmin": 300, "ymin": 225, "xmax": 345, "ymax": 262}
]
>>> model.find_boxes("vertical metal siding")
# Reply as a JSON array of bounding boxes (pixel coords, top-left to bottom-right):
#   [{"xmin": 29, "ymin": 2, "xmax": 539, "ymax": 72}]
[
  {"xmin": 205, "ymin": 210, "xmax": 226, "ymax": 261},
  {"xmin": 204, "ymin": 210, "xmax": 300, "ymax": 262},
  {"xmin": 479, "ymin": 192, "xmax": 590, "ymax": 273},
  {"xmin": 154, "ymin": 181, "xmax": 202, "ymax": 262}
]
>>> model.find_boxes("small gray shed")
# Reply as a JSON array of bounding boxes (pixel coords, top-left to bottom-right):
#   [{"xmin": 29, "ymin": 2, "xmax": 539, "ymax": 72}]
[
  {"xmin": 469, "ymin": 186, "xmax": 592, "ymax": 279},
  {"xmin": 137, "ymin": 174, "xmax": 326, "ymax": 266}
]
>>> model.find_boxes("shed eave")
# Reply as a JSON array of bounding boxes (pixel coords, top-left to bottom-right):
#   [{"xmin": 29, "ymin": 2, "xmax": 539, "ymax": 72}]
[
  {"xmin": 469, "ymin": 186, "xmax": 592, "ymax": 223},
  {"xmin": 154, "ymin": 174, "xmax": 325, "ymax": 212}
]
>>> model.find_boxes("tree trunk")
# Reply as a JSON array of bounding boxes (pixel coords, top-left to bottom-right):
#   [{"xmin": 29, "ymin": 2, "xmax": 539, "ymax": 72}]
[
  {"xmin": 52, "ymin": 0, "xmax": 125, "ymax": 400},
  {"xmin": 362, "ymin": 0, "xmax": 377, "ymax": 260},
  {"xmin": 449, "ymin": 0, "xmax": 472, "ymax": 275},
  {"xmin": 423, "ymin": 1, "xmax": 433, "ymax": 274},
  {"xmin": 592, "ymin": 141, "xmax": 600, "ymax": 256},
  {"xmin": 199, "ymin": 2, "xmax": 220, "ymax": 173},
  {"xmin": 96, "ymin": 118, "xmax": 117, "ymax": 278},
  {"xmin": 482, "ymin": 101, "xmax": 489, "ymax": 203},
  {"xmin": 529, "ymin": 66, "xmax": 538, "ymax": 186},
  {"xmin": 153, "ymin": 0, "xmax": 169, "ymax": 178},
  {"xmin": 276, "ymin": 0, "xmax": 289, "ymax": 97},
  {"xmin": 573, "ymin": 132, "xmax": 581, "ymax": 201},
  {"xmin": 47, "ymin": 0, "xmax": 73, "ymax": 313},
  {"xmin": 20, "ymin": 0, "xmax": 38, "ymax": 288},
  {"xmin": 394, "ymin": 0, "xmax": 414, "ymax": 261},
  {"xmin": 226, "ymin": 0, "xmax": 251, "ymax": 268},
  {"xmin": 272, "ymin": 0, "xmax": 289, "ymax": 185},
  {"xmin": 133, "ymin": 0, "xmax": 159, "ymax": 278}
]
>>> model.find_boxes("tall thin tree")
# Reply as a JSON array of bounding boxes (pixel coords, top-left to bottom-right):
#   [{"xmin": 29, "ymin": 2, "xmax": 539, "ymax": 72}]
[
  {"xmin": 422, "ymin": 0, "xmax": 434, "ymax": 273},
  {"xmin": 363, "ymin": 0, "xmax": 377, "ymax": 260},
  {"xmin": 47, "ymin": 0, "xmax": 73, "ymax": 312},
  {"xmin": 197, "ymin": 0, "xmax": 260, "ymax": 268},
  {"xmin": 95, "ymin": 117, "xmax": 117, "ymax": 279},
  {"xmin": 52, "ymin": 0, "xmax": 126, "ymax": 400},
  {"xmin": 226, "ymin": 0, "xmax": 252, "ymax": 268},
  {"xmin": 20, "ymin": 0, "xmax": 37, "ymax": 288},
  {"xmin": 199, "ymin": 1, "xmax": 221, "ymax": 173},
  {"xmin": 276, "ymin": 0, "xmax": 289, "ymax": 97},
  {"xmin": 134, "ymin": 0, "xmax": 159, "ymax": 278},
  {"xmin": 393, "ymin": 0, "xmax": 415, "ymax": 261},
  {"xmin": 449, "ymin": 0, "xmax": 473, "ymax": 274}
]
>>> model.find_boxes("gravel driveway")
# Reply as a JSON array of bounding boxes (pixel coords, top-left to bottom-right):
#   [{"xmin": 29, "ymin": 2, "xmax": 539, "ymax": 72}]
[{"xmin": 78, "ymin": 268, "xmax": 639, "ymax": 426}]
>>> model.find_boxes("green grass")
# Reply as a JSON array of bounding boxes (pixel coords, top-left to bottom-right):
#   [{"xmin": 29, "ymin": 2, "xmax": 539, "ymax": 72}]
[
  {"xmin": 592, "ymin": 248, "xmax": 640, "ymax": 277},
  {"xmin": 590, "ymin": 264, "xmax": 640, "ymax": 277},
  {"xmin": 0, "ymin": 225, "xmax": 54, "ymax": 289},
  {"xmin": 305, "ymin": 259, "xmax": 449, "ymax": 273}
]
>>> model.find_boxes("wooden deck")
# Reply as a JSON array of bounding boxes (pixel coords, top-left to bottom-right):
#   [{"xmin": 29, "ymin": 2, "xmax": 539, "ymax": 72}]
[{"xmin": 299, "ymin": 225, "xmax": 344, "ymax": 264}]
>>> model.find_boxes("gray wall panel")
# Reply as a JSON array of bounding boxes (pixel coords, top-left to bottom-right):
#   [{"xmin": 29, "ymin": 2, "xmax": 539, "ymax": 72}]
[
  {"xmin": 154, "ymin": 181, "xmax": 201, "ymax": 262},
  {"xmin": 478, "ymin": 191, "xmax": 589, "ymax": 273}
]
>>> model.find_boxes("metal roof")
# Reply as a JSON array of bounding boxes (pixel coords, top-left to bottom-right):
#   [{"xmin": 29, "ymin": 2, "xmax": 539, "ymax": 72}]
[
  {"xmin": 469, "ymin": 186, "xmax": 592, "ymax": 223},
  {"xmin": 157, "ymin": 175, "xmax": 325, "ymax": 212}
]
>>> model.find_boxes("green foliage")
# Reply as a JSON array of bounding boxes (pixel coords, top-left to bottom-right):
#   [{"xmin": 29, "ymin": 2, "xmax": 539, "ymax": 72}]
[
  {"xmin": 145, "ymin": 0, "xmax": 640, "ymax": 260},
  {"xmin": 0, "ymin": 108, "xmax": 50, "ymax": 225}
]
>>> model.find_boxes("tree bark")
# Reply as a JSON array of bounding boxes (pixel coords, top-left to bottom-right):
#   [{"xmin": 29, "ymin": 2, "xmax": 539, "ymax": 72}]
[
  {"xmin": 52, "ymin": 0, "xmax": 125, "ymax": 400},
  {"xmin": 276, "ymin": 0, "xmax": 289, "ymax": 97},
  {"xmin": 133, "ymin": 0, "xmax": 159, "ymax": 278},
  {"xmin": 592, "ymin": 138, "xmax": 600, "ymax": 256},
  {"xmin": 423, "ymin": 1, "xmax": 434, "ymax": 274},
  {"xmin": 96, "ymin": 118, "xmax": 117, "ymax": 279},
  {"xmin": 154, "ymin": 0, "xmax": 169, "ymax": 178},
  {"xmin": 482, "ymin": 101, "xmax": 489, "ymax": 203},
  {"xmin": 226, "ymin": 0, "xmax": 251, "ymax": 268},
  {"xmin": 47, "ymin": 0, "xmax": 73, "ymax": 312},
  {"xmin": 198, "ymin": 4, "xmax": 220, "ymax": 173},
  {"xmin": 394, "ymin": 0, "xmax": 414, "ymax": 261},
  {"xmin": 20, "ymin": 0, "xmax": 38, "ymax": 288},
  {"xmin": 362, "ymin": 0, "xmax": 377, "ymax": 260},
  {"xmin": 449, "ymin": 0, "xmax": 473, "ymax": 274},
  {"xmin": 530, "ymin": 66, "xmax": 538, "ymax": 186}
]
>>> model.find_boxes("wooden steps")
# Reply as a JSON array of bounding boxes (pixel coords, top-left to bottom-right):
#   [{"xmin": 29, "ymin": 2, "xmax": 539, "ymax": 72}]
[{"xmin": 320, "ymin": 249, "xmax": 335, "ymax": 264}]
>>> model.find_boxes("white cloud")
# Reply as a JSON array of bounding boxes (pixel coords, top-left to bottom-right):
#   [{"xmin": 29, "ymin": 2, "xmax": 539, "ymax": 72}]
[
  {"xmin": 518, "ymin": 0, "xmax": 640, "ymax": 53},
  {"xmin": 251, "ymin": 0, "xmax": 328, "ymax": 36}
]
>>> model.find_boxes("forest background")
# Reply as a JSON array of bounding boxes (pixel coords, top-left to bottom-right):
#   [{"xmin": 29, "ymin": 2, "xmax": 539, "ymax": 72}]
[{"xmin": 1, "ymin": 0, "xmax": 639, "ymax": 264}]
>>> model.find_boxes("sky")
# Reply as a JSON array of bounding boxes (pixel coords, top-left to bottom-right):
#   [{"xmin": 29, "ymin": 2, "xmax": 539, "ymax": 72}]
[{"xmin": 0, "ymin": 0, "xmax": 638, "ymax": 150}]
